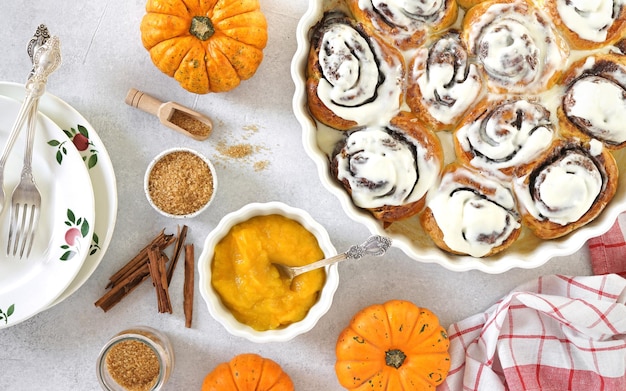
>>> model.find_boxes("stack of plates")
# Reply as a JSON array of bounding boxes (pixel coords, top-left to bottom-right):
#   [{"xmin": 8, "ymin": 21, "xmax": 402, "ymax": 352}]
[{"xmin": 0, "ymin": 82, "xmax": 117, "ymax": 329}]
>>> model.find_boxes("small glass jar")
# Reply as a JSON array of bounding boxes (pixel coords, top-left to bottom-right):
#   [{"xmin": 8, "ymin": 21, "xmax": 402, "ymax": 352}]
[{"xmin": 96, "ymin": 326, "xmax": 174, "ymax": 391}]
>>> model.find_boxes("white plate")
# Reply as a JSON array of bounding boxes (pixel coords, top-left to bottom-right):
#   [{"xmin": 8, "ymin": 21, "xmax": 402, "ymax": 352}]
[
  {"xmin": 0, "ymin": 95, "xmax": 95, "ymax": 328},
  {"xmin": 290, "ymin": 1, "xmax": 626, "ymax": 273},
  {"xmin": 0, "ymin": 82, "xmax": 118, "ymax": 307}
]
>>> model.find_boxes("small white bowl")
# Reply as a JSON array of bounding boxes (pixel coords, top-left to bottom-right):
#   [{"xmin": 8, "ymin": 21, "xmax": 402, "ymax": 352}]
[
  {"xmin": 144, "ymin": 147, "xmax": 217, "ymax": 218},
  {"xmin": 197, "ymin": 201, "xmax": 340, "ymax": 343}
]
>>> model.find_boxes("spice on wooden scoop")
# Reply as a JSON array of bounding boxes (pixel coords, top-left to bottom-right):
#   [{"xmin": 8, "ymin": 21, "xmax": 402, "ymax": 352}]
[{"xmin": 125, "ymin": 88, "xmax": 213, "ymax": 140}]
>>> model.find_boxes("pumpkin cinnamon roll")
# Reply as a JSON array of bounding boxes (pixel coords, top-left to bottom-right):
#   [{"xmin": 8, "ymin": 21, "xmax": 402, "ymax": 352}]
[
  {"xmin": 346, "ymin": 0, "xmax": 458, "ymax": 50},
  {"xmin": 420, "ymin": 163, "xmax": 521, "ymax": 257},
  {"xmin": 541, "ymin": 0, "xmax": 626, "ymax": 50},
  {"xmin": 306, "ymin": 12, "xmax": 405, "ymax": 131},
  {"xmin": 513, "ymin": 139, "xmax": 618, "ymax": 239},
  {"xmin": 557, "ymin": 53, "xmax": 626, "ymax": 150},
  {"xmin": 461, "ymin": 0, "xmax": 569, "ymax": 94},
  {"xmin": 407, "ymin": 31, "xmax": 484, "ymax": 132},
  {"xmin": 454, "ymin": 98, "xmax": 556, "ymax": 176},
  {"xmin": 331, "ymin": 112, "xmax": 444, "ymax": 223}
]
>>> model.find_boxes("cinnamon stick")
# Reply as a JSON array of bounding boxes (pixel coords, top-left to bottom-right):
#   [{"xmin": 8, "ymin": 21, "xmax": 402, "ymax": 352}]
[
  {"xmin": 106, "ymin": 229, "xmax": 175, "ymax": 288},
  {"xmin": 94, "ymin": 264, "xmax": 151, "ymax": 312},
  {"xmin": 166, "ymin": 225, "xmax": 188, "ymax": 285},
  {"xmin": 183, "ymin": 244, "xmax": 194, "ymax": 328},
  {"xmin": 95, "ymin": 229, "xmax": 175, "ymax": 311},
  {"xmin": 147, "ymin": 245, "xmax": 173, "ymax": 314}
]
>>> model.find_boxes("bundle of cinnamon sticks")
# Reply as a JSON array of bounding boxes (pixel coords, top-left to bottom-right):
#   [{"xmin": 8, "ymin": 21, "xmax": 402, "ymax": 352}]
[{"xmin": 95, "ymin": 225, "xmax": 195, "ymax": 328}]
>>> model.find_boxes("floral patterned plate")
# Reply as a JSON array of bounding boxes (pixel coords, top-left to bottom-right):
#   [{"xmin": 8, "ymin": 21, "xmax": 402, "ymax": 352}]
[
  {"xmin": 0, "ymin": 95, "xmax": 95, "ymax": 328},
  {"xmin": 0, "ymin": 81, "xmax": 118, "ymax": 309}
]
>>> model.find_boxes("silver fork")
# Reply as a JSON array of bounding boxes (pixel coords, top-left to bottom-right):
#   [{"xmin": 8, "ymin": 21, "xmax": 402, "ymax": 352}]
[
  {"xmin": 0, "ymin": 26, "xmax": 50, "ymax": 216},
  {"xmin": 7, "ymin": 35, "xmax": 62, "ymax": 258}
]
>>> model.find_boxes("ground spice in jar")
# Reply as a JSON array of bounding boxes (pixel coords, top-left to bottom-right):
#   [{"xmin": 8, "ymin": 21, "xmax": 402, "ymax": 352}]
[
  {"xmin": 105, "ymin": 340, "xmax": 160, "ymax": 391},
  {"xmin": 169, "ymin": 109, "xmax": 211, "ymax": 138},
  {"xmin": 148, "ymin": 150, "xmax": 214, "ymax": 216}
]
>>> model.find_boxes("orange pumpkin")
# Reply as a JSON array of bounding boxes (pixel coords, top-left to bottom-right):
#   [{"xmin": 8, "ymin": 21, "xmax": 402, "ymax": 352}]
[
  {"xmin": 140, "ymin": 0, "xmax": 268, "ymax": 94},
  {"xmin": 335, "ymin": 300, "xmax": 450, "ymax": 390},
  {"xmin": 201, "ymin": 353, "xmax": 294, "ymax": 391}
]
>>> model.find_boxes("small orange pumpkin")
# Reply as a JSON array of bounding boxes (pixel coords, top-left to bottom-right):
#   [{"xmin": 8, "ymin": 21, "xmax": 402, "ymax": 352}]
[
  {"xmin": 201, "ymin": 353, "xmax": 295, "ymax": 391},
  {"xmin": 140, "ymin": 0, "xmax": 268, "ymax": 94},
  {"xmin": 335, "ymin": 300, "xmax": 450, "ymax": 390}
]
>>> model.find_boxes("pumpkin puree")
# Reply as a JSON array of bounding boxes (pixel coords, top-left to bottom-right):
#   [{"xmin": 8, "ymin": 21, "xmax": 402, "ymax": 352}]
[{"xmin": 211, "ymin": 215, "xmax": 326, "ymax": 331}]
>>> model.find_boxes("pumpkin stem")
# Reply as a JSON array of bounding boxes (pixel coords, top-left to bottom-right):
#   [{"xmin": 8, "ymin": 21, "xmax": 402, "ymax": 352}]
[
  {"xmin": 385, "ymin": 349, "xmax": 407, "ymax": 369},
  {"xmin": 190, "ymin": 16, "xmax": 215, "ymax": 40}
]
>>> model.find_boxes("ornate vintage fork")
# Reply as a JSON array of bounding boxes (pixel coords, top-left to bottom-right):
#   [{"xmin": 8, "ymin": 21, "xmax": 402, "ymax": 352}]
[
  {"xmin": 7, "ymin": 33, "xmax": 62, "ymax": 258},
  {"xmin": 0, "ymin": 26, "xmax": 50, "ymax": 216}
]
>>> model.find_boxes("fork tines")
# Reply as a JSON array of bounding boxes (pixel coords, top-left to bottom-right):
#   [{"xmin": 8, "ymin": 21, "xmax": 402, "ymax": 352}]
[{"xmin": 7, "ymin": 199, "xmax": 40, "ymax": 259}]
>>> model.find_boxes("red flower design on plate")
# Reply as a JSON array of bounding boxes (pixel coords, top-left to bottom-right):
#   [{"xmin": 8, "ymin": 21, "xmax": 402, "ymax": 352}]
[
  {"xmin": 60, "ymin": 209, "xmax": 90, "ymax": 261},
  {"xmin": 48, "ymin": 124, "xmax": 99, "ymax": 169}
]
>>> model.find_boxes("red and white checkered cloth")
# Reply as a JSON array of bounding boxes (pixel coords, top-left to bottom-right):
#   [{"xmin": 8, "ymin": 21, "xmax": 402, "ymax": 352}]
[
  {"xmin": 438, "ymin": 274, "xmax": 626, "ymax": 391},
  {"xmin": 588, "ymin": 213, "xmax": 626, "ymax": 279}
]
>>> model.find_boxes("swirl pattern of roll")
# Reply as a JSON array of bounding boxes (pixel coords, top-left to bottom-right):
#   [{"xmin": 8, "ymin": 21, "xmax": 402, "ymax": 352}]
[
  {"xmin": 346, "ymin": 0, "xmax": 458, "ymax": 50},
  {"xmin": 461, "ymin": 0, "xmax": 569, "ymax": 94},
  {"xmin": 306, "ymin": 11, "xmax": 405, "ymax": 131},
  {"xmin": 542, "ymin": 0, "xmax": 626, "ymax": 50},
  {"xmin": 407, "ymin": 31, "xmax": 484, "ymax": 132},
  {"xmin": 420, "ymin": 163, "xmax": 521, "ymax": 257},
  {"xmin": 454, "ymin": 99, "xmax": 555, "ymax": 176},
  {"xmin": 331, "ymin": 112, "xmax": 444, "ymax": 223},
  {"xmin": 557, "ymin": 53, "xmax": 626, "ymax": 150},
  {"xmin": 513, "ymin": 139, "xmax": 619, "ymax": 239}
]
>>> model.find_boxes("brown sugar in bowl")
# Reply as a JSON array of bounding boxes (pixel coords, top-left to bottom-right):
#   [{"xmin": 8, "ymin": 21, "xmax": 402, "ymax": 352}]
[{"xmin": 144, "ymin": 148, "xmax": 217, "ymax": 218}]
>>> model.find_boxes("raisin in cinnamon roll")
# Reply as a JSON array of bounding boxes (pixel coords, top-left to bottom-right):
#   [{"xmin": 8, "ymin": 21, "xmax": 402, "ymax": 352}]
[
  {"xmin": 331, "ymin": 112, "xmax": 444, "ymax": 223},
  {"xmin": 542, "ymin": 0, "xmax": 626, "ymax": 50},
  {"xmin": 461, "ymin": 0, "xmax": 569, "ymax": 94},
  {"xmin": 513, "ymin": 139, "xmax": 619, "ymax": 239},
  {"xmin": 346, "ymin": 0, "xmax": 458, "ymax": 50},
  {"xmin": 557, "ymin": 54, "xmax": 626, "ymax": 150},
  {"xmin": 407, "ymin": 31, "xmax": 484, "ymax": 132},
  {"xmin": 420, "ymin": 163, "xmax": 521, "ymax": 257},
  {"xmin": 306, "ymin": 12, "xmax": 405, "ymax": 131},
  {"xmin": 454, "ymin": 98, "xmax": 556, "ymax": 176}
]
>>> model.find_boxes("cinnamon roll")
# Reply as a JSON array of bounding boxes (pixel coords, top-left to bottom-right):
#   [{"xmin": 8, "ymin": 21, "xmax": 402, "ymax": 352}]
[
  {"xmin": 306, "ymin": 12, "xmax": 405, "ymax": 131},
  {"xmin": 513, "ymin": 139, "xmax": 619, "ymax": 239},
  {"xmin": 542, "ymin": 0, "xmax": 626, "ymax": 50},
  {"xmin": 407, "ymin": 31, "xmax": 484, "ymax": 132},
  {"xmin": 420, "ymin": 163, "xmax": 521, "ymax": 257},
  {"xmin": 454, "ymin": 98, "xmax": 556, "ymax": 176},
  {"xmin": 457, "ymin": 0, "xmax": 486, "ymax": 9},
  {"xmin": 461, "ymin": 0, "xmax": 569, "ymax": 94},
  {"xmin": 331, "ymin": 112, "xmax": 444, "ymax": 223},
  {"xmin": 557, "ymin": 53, "xmax": 626, "ymax": 150},
  {"xmin": 346, "ymin": 0, "xmax": 458, "ymax": 50}
]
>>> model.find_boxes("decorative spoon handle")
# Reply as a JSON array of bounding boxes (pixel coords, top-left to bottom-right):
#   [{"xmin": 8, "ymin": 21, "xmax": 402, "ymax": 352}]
[{"xmin": 289, "ymin": 235, "xmax": 392, "ymax": 276}]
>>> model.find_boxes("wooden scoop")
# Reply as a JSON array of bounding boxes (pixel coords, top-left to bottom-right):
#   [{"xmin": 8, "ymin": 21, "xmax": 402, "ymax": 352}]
[{"xmin": 125, "ymin": 88, "xmax": 213, "ymax": 141}]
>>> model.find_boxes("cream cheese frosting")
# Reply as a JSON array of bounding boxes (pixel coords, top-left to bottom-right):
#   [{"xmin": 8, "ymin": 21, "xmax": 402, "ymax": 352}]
[{"xmin": 316, "ymin": 23, "xmax": 403, "ymax": 127}]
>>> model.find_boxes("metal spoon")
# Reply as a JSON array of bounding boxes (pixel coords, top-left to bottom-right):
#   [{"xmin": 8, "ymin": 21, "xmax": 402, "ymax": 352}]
[{"xmin": 272, "ymin": 235, "xmax": 392, "ymax": 280}]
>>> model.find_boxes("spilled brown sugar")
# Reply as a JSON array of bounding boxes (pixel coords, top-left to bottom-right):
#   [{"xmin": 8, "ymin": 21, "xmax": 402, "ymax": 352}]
[
  {"xmin": 217, "ymin": 142, "xmax": 255, "ymax": 159},
  {"xmin": 213, "ymin": 124, "xmax": 271, "ymax": 170}
]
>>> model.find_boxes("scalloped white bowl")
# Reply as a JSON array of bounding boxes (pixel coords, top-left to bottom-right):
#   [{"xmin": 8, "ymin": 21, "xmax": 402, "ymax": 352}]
[
  {"xmin": 197, "ymin": 202, "xmax": 339, "ymax": 343},
  {"xmin": 290, "ymin": 0, "xmax": 626, "ymax": 273}
]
